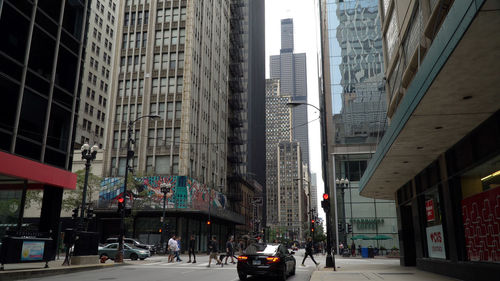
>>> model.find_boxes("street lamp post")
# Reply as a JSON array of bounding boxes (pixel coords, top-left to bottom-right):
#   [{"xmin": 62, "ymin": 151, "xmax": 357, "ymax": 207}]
[
  {"xmin": 336, "ymin": 178, "xmax": 349, "ymax": 248},
  {"xmin": 115, "ymin": 114, "xmax": 160, "ymax": 263},
  {"xmin": 160, "ymin": 182, "xmax": 172, "ymax": 254},
  {"xmin": 287, "ymin": 100, "xmax": 336, "ymax": 269},
  {"xmin": 80, "ymin": 143, "xmax": 98, "ymax": 228}
]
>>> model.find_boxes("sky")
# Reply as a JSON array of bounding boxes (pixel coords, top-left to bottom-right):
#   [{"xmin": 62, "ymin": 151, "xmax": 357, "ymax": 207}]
[{"xmin": 264, "ymin": 0, "xmax": 326, "ymax": 222}]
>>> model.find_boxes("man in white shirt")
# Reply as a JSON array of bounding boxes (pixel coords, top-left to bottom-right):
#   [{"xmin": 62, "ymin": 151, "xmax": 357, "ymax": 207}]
[{"xmin": 168, "ymin": 234, "xmax": 177, "ymax": 263}]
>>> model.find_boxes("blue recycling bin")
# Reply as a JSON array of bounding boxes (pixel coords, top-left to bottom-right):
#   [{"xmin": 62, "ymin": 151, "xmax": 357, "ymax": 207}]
[{"xmin": 361, "ymin": 247, "xmax": 369, "ymax": 258}]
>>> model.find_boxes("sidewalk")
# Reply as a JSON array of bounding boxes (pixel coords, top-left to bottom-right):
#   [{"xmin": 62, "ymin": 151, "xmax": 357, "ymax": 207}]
[
  {"xmin": 311, "ymin": 256, "xmax": 462, "ymax": 281},
  {"xmin": 0, "ymin": 257, "xmax": 123, "ymax": 281}
]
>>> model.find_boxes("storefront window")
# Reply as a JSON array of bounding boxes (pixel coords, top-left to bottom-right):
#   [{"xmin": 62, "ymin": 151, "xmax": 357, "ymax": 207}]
[
  {"xmin": 460, "ymin": 154, "xmax": 500, "ymax": 263},
  {"xmin": 423, "ymin": 188, "xmax": 447, "ymax": 259}
]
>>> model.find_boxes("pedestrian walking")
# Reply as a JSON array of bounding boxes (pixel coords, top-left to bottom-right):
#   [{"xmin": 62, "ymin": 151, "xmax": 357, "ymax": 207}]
[
  {"xmin": 187, "ymin": 234, "xmax": 196, "ymax": 263},
  {"xmin": 301, "ymin": 237, "xmax": 319, "ymax": 266},
  {"xmin": 207, "ymin": 236, "xmax": 223, "ymax": 267},
  {"xmin": 224, "ymin": 236, "xmax": 235, "ymax": 264},
  {"xmin": 238, "ymin": 239, "xmax": 245, "ymax": 255},
  {"xmin": 175, "ymin": 237, "xmax": 182, "ymax": 261},
  {"xmin": 167, "ymin": 234, "xmax": 177, "ymax": 263}
]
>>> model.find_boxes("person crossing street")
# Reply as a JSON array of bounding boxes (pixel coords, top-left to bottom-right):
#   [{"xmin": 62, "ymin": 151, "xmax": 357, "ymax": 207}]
[
  {"xmin": 187, "ymin": 234, "xmax": 196, "ymax": 263},
  {"xmin": 301, "ymin": 237, "xmax": 319, "ymax": 266},
  {"xmin": 224, "ymin": 236, "xmax": 235, "ymax": 264},
  {"xmin": 207, "ymin": 236, "xmax": 223, "ymax": 268}
]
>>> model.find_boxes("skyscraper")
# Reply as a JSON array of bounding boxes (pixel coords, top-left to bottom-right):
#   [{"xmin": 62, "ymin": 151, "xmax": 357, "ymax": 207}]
[
  {"xmin": 104, "ymin": 0, "xmax": 229, "ymax": 188},
  {"xmin": 75, "ymin": 0, "xmax": 119, "ymax": 149},
  {"xmin": 321, "ymin": 0, "xmax": 397, "ymax": 251},
  {"xmin": 227, "ymin": 0, "xmax": 266, "ymax": 233},
  {"xmin": 98, "ymin": 0, "xmax": 252, "ymax": 248},
  {"xmin": 270, "ymin": 18, "xmax": 309, "ymax": 168},
  {"xmin": 265, "ymin": 79, "xmax": 309, "ymax": 240}
]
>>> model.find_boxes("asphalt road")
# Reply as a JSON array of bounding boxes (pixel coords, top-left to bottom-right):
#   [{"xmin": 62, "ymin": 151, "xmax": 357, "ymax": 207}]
[{"xmin": 32, "ymin": 250, "xmax": 320, "ymax": 281}]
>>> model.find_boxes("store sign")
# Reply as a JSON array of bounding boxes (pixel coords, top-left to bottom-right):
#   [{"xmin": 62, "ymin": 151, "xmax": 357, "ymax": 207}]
[
  {"xmin": 425, "ymin": 199, "xmax": 435, "ymax": 222},
  {"xmin": 21, "ymin": 241, "xmax": 45, "ymax": 261},
  {"xmin": 425, "ymin": 224, "xmax": 446, "ymax": 259}
]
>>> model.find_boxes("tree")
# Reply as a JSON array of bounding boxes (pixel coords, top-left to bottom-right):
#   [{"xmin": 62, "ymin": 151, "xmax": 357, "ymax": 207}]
[{"xmin": 61, "ymin": 169, "xmax": 102, "ymax": 212}]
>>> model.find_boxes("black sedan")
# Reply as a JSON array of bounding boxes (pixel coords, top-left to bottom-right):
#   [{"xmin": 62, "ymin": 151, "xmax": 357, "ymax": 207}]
[{"xmin": 237, "ymin": 243, "xmax": 296, "ymax": 281}]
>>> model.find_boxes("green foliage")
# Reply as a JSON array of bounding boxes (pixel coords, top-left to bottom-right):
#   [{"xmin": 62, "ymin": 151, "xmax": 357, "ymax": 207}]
[{"xmin": 61, "ymin": 169, "xmax": 102, "ymax": 212}]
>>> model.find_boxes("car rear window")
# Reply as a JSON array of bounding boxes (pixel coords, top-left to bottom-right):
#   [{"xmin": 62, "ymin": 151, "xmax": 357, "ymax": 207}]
[{"xmin": 245, "ymin": 243, "xmax": 278, "ymax": 255}]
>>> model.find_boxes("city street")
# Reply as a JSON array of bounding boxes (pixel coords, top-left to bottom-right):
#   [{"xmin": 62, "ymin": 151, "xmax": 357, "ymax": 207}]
[{"xmin": 32, "ymin": 249, "xmax": 321, "ymax": 281}]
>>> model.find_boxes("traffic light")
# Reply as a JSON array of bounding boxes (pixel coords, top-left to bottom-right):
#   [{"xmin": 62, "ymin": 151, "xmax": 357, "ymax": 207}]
[
  {"xmin": 338, "ymin": 222, "xmax": 344, "ymax": 233},
  {"xmin": 117, "ymin": 197, "xmax": 124, "ymax": 213},
  {"xmin": 321, "ymin": 193, "xmax": 330, "ymax": 212},
  {"xmin": 207, "ymin": 220, "xmax": 211, "ymax": 225},
  {"xmin": 347, "ymin": 223, "xmax": 353, "ymax": 233},
  {"xmin": 72, "ymin": 208, "xmax": 79, "ymax": 220},
  {"xmin": 86, "ymin": 207, "xmax": 94, "ymax": 219}
]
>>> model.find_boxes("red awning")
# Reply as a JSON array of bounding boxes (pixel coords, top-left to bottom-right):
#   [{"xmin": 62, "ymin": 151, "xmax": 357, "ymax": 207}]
[{"xmin": 0, "ymin": 151, "xmax": 76, "ymax": 190}]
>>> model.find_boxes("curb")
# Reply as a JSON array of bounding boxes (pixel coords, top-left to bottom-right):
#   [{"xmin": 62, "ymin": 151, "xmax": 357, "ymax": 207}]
[{"xmin": 0, "ymin": 263, "xmax": 126, "ymax": 281}]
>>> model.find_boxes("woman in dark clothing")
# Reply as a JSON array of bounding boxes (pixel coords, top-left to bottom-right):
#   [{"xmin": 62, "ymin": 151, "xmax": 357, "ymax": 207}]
[
  {"xmin": 301, "ymin": 237, "xmax": 319, "ymax": 266},
  {"xmin": 187, "ymin": 234, "xmax": 196, "ymax": 263}
]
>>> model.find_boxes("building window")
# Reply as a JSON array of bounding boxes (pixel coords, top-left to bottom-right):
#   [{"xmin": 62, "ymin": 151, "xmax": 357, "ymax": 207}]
[
  {"xmin": 124, "ymin": 13, "xmax": 129, "ymax": 26},
  {"xmin": 157, "ymin": 9, "xmax": 164, "ymax": 23},
  {"xmin": 163, "ymin": 30, "xmax": 170, "ymax": 46},
  {"xmin": 142, "ymin": 32, "xmax": 147, "ymax": 48},
  {"xmin": 167, "ymin": 102, "xmax": 173, "ymax": 120},
  {"xmin": 160, "ymin": 78, "xmax": 167, "ymax": 95},
  {"xmin": 176, "ymin": 77, "xmax": 183, "ymax": 93}
]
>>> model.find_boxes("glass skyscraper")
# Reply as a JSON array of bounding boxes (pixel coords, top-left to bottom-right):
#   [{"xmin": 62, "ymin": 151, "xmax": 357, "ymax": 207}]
[{"xmin": 323, "ymin": 0, "xmax": 397, "ymax": 251}]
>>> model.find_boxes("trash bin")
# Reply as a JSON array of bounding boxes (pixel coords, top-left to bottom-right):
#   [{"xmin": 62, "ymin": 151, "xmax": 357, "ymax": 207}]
[
  {"xmin": 361, "ymin": 247, "xmax": 368, "ymax": 258},
  {"xmin": 368, "ymin": 247, "xmax": 374, "ymax": 258}
]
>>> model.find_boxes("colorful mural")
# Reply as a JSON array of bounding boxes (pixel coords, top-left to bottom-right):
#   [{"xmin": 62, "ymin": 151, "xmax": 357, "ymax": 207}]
[{"xmin": 98, "ymin": 176, "xmax": 227, "ymax": 212}]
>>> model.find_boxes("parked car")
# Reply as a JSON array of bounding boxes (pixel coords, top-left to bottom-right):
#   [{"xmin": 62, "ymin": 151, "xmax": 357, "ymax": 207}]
[
  {"xmin": 237, "ymin": 243, "xmax": 296, "ymax": 281},
  {"xmin": 98, "ymin": 243, "xmax": 149, "ymax": 260},
  {"xmin": 105, "ymin": 237, "xmax": 155, "ymax": 255}
]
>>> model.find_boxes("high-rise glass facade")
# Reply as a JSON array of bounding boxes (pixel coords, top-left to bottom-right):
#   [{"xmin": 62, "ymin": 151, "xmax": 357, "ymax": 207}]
[{"xmin": 324, "ymin": 0, "xmax": 397, "ymax": 251}]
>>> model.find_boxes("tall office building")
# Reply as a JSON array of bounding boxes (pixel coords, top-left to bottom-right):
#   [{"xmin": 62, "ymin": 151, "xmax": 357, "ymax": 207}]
[
  {"xmin": 0, "ymin": 0, "xmax": 87, "ymax": 252},
  {"xmin": 321, "ymin": 0, "xmax": 397, "ymax": 251},
  {"xmin": 265, "ymin": 79, "xmax": 291, "ymax": 225},
  {"xmin": 359, "ymin": 0, "xmax": 500, "ymax": 279},
  {"xmin": 99, "ymin": 0, "xmax": 250, "ymax": 248},
  {"xmin": 270, "ymin": 18, "xmax": 309, "ymax": 168},
  {"xmin": 265, "ymin": 79, "xmax": 309, "ymax": 240},
  {"xmin": 227, "ymin": 0, "xmax": 266, "ymax": 232},
  {"xmin": 104, "ymin": 0, "xmax": 229, "ymax": 187},
  {"xmin": 75, "ymin": 0, "xmax": 119, "ymax": 148}
]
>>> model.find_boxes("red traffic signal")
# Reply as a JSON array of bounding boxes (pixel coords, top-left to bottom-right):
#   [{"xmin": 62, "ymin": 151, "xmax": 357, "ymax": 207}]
[
  {"xmin": 118, "ymin": 197, "xmax": 124, "ymax": 203},
  {"xmin": 311, "ymin": 219, "xmax": 315, "ymax": 223},
  {"xmin": 207, "ymin": 220, "xmax": 211, "ymax": 225},
  {"xmin": 323, "ymin": 193, "xmax": 329, "ymax": 200}
]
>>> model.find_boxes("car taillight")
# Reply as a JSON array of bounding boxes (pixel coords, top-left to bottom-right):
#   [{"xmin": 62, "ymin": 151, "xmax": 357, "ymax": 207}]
[
  {"xmin": 237, "ymin": 256, "xmax": 248, "ymax": 261},
  {"xmin": 266, "ymin": 256, "xmax": 280, "ymax": 263}
]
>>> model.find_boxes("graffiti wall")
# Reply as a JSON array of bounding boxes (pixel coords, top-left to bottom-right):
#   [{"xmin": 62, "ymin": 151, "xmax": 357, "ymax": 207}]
[{"xmin": 98, "ymin": 176, "xmax": 227, "ymax": 212}]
